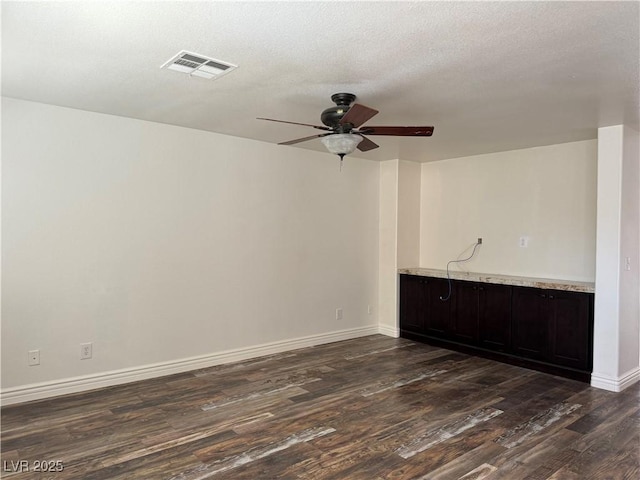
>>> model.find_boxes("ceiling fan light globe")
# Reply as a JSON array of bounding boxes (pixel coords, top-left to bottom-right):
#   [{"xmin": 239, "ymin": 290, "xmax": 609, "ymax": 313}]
[{"xmin": 320, "ymin": 134, "xmax": 363, "ymax": 156}]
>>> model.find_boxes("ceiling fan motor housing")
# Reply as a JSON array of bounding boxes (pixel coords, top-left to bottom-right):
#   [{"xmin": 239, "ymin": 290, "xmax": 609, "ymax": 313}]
[
  {"xmin": 321, "ymin": 93, "xmax": 356, "ymax": 130},
  {"xmin": 258, "ymin": 92, "xmax": 433, "ymax": 153}
]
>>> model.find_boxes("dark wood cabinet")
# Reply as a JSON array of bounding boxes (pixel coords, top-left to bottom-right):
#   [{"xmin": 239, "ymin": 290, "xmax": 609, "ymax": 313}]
[
  {"xmin": 450, "ymin": 281, "xmax": 512, "ymax": 350},
  {"xmin": 399, "ymin": 275, "xmax": 426, "ymax": 334},
  {"xmin": 512, "ymin": 286, "xmax": 549, "ymax": 361},
  {"xmin": 399, "ymin": 274, "xmax": 593, "ymax": 382},
  {"xmin": 547, "ymin": 290, "xmax": 592, "ymax": 370},
  {"xmin": 451, "ymin": 281, "xmax": 479, "ymax": 344},
  {"xmin": 399, "ymin": 275, "xmax": 450, "ymax": 339},
  {"xmin": 478, "ymin": 283, "xmax": 512, "ymax": 352},
  {"xmin": 423, "ymin": 277, "xmax": 450, "ymax": 338},
  {"xmin": 511, "ymin": 287, "xmax": 593, "ymax": 370}
]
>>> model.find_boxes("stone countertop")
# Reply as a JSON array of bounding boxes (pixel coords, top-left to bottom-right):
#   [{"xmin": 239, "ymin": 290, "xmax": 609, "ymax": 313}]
[{"xmin": 398, "ymin": 267, "xmax": 595, "ymax": 293}]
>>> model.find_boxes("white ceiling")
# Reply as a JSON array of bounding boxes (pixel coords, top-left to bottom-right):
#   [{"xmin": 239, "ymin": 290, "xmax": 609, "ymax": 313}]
[{"xmin": 2, "ymin": 1, "xmax": 638, "ymax": 162}]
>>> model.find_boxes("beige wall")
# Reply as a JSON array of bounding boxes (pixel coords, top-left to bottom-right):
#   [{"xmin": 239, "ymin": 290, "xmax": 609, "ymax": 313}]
[
  {"xmin": 2, "ymin": 98, "xmax": 380, "ymax": 393},
  {"xmin": 397, "ymin": 160, "xmax": 421, "ymax": 269},
  {"xmin": 377, "ymin": 160, "xmax": 399, "ymax": 336},
  {"xmin": 419, "ymin": 140, "xmax": 597, "ymax": 281},
  {"xmin": 377, "ymin": 159, "xmax": 421, "ymax": 337}
]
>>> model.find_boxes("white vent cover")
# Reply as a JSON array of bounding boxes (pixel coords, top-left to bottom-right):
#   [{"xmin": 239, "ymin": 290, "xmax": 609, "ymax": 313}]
[{"xmin": 161, "ymin": 50, "xmax": 237, "ymax": 80}]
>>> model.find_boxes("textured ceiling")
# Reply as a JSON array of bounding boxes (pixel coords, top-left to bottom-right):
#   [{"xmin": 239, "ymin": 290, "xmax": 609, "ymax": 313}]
[{"xmin": 2, "ymin": 1, "xmax": 638, "ymax": 162}]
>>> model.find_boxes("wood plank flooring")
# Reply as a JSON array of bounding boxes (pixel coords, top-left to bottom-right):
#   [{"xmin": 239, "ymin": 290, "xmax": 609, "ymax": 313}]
[{"xmin": 2, "ymin": 335, "xmax": 638, "ymax": 479}]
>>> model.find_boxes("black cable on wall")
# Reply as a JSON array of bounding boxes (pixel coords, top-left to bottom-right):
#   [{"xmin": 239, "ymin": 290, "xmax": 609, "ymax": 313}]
[{"xmin": 440, "ymin": 239, "xmax": 482, "ymax": 301}]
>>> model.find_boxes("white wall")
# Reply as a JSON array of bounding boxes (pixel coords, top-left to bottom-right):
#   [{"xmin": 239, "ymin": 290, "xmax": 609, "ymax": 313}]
[
  {"xmin": 419, "ymin": 141, "xmax": 597, "ymax": 281},
  {"xmin": 1, "ymin": 98, "xmax": 380, "ymax": 398},
  {"xmin": 593, "ymin": 126, "xmax": 624, "ymax": 388},
  {"xmin": 593, "ymin": 125, "xmax": 640, "ymax": 391},
  {"xmin": 619, "ymin": 125, "xmax": 639, "ymax": 377}
]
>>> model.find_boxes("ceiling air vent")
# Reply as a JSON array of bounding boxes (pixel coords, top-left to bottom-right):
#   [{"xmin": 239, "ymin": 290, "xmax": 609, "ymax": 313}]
[{"xmin": 161, "ymin": 50, "xmax": 237, "ymax": 80}]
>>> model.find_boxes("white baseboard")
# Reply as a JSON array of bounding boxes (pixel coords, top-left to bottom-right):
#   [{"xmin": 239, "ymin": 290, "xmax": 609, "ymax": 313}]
[
  {"xmin": 377, "ymin": 324, "xmax": 399, "ymax": 338},
  {"xmin": 591, "ymin": 366, "xmax": 640, "ymax": 392},
  {"xmin": 1, "ymin": 325, "xmax": 379, "ymax": 406}
]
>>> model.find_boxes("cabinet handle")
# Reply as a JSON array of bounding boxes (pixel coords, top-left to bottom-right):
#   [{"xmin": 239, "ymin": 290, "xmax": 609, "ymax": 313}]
[
  {"xmin": 472, "ymin": 286, "xmax": 478, "ymax": 290},
  {"xmin": 478, "ymin": 286, "xmax": 484, "ymax": 291},
  {"xmin": 539, "ymin": 293, "xmax": 547, "ymax": 298},
  {"xmin": 549, "ymin": 295, "xmax": 555, "ymax": 299}
]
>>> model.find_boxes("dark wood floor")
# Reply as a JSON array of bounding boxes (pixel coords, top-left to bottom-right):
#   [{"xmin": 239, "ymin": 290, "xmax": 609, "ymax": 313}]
[{"xmin": 2, "ymin": 335, "xmax": 638, "ymax": 479}]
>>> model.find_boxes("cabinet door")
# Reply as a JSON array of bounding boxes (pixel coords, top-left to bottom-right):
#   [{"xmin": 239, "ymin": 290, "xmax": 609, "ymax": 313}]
[
  {"xmin": 423, "ymin": 277, "xmax": 451, "ymax": 338},
  {"xmin": 451, "ymin": 281, "xmax": 479, "ymax": 344},
  {"xmin": 478, "ymin": 284, "xmax": 512, "ymax": 352},
  {"xmin": 399, "ymin": 275, "xmax": 427, "ymax": 334},
  {"xmin": 548, "ymin": 291, "xmax": 592, "ymax": 370},
  {"xmin": 511, "ymin": 286, "xmax": 548, "ymax": 360}
]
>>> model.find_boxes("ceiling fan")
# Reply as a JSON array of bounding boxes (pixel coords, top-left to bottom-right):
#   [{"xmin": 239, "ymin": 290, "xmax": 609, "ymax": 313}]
[{"xmin": 258, "ymin": 93, "xmax": 434, "ymax": 162}]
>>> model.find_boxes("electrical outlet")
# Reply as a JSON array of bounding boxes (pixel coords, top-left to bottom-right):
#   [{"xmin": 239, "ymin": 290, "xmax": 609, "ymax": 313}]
[
  {"xmin": 367, "ymin": 305, "xmax": 373, "ymax": 315},
  {"xmin": 625, "ymin": 257, "xmax": 632, "ymax": 271},
  {"xmin": 335, "ymin": 308, "xmax": 343, "ymax": 320},
  {"xmin": 80, "ymin": 342, "xmax": 92, "ymax": 360},
  {"xmin": 28, "ymin": 350, "xmax": 40, "ymax": 366},
  {"xmin": 477, "ymin": 237, "xmax": 483, "ymax": 244},
  {"xmin": 519, "ymin": 236, "xmax": 529, "ymax": 248}
]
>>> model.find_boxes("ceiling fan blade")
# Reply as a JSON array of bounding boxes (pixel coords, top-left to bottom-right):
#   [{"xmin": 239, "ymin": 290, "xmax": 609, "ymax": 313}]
[
  {"xmin": 278, "ymin": 133, "xmax": 331, "ymax": 146},
  {"xmin": 339, "ymin": 103, "xmax": 379, "ymax": 128},
  {"xmin": 356, "ymin": 135, "xmax": 379, "ymax": 152},
  {"xmin": 257, "ymin": 118, "xmax": 331, "ymax": 131},
  {"xmin": 358, "ymin": 126, "xmax": 434, "ymax": 136}
]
